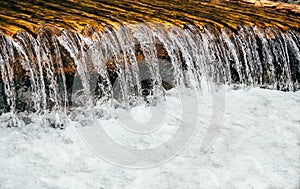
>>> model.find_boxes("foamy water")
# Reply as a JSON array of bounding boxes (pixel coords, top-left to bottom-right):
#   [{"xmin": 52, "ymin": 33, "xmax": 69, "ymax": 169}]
[{"xmin": 0, "ymin": 86, "xmax": 299, "ymax": 188}]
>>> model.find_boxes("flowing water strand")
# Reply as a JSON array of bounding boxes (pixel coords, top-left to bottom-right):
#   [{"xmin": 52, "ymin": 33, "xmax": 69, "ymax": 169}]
[
  {"xmin": 38, "ymin": 29, "xmax": 60, "ymax": 111},
  {"xmin": 153, "ymin": 25, "xmax": 184, "ymax": 87},
  {"xmin": 13, "ymin": 32, "xmax": 46, "ymax": 113},
  {"xmin": 169, "ymin": 27, "xmax": 199, "ymax": 88},
  {"xmin": 133, "ymin": 24, "xmax": 164, "ymax": 101},
  {"xmin": 103, "ymin": 27, "xmax": 130, "ymax": 107},
  {"xmin": 266, "ymin": 27, "xmax": 293, "ymax": 90},
  {"xmin": 115, "ymin": 25, "xmax": 142, "ymax": 104},
  {"xmin": 206, "ymin": 27, "xmax": 230, "ymax": 84},
  {"xmin": 253, "ymin": 26, "xmax": 277, "ymax": 88},
  {"xmin": 0, "ymin": 34, "xmax": 16, "ymax": 114},
  {"xmin": 52, "ymin": 35, "xmax": 68, "ymax": 113},
  {"xmin": 58, "ymin": 31, "xmax": 94, "ymax": 109},
  {"xmin": 285, "ymin": 30, "xmax": 300, "ymax": 89},
  {"xmin": 221, "ymin": 28, "xmax": 244, "ymax": 84},
  {"xmin": 92, "ymin": 32, "xmax": 114, "ymax": 103}
]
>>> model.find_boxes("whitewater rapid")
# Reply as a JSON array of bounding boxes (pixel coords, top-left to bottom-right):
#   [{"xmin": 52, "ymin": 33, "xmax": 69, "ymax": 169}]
[{"xmin": 0, "ymin": 86, "xmax": 299, "ymax": 189}]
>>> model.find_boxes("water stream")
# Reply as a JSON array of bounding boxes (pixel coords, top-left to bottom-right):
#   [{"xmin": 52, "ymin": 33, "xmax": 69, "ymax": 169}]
[{"xmin": 0, "ymin": 23, "xmax": 299, "ymax": 119}]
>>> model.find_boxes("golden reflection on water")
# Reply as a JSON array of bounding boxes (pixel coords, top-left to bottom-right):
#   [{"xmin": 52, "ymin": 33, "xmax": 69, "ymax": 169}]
[{"xmin": 0, "ymin": 0, "xmax": 299, "ymax": 35}]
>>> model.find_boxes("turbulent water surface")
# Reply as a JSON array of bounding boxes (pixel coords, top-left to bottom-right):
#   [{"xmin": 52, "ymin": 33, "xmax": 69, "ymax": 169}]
[{"xmin": 0, "ymin": 87, "xmax": 299, "ymax": 188}]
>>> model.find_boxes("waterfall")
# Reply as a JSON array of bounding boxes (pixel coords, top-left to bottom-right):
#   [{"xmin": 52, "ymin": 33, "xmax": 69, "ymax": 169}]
[{"xmin": 0, "ymin": 23, "xmax": 299, "ymax": 115}]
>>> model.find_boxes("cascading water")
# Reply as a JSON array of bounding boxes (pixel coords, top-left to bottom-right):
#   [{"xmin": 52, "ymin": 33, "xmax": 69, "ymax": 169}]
[{"xmin": 0, "ymin": 23, "xmax": 299, "ymax": 123}]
